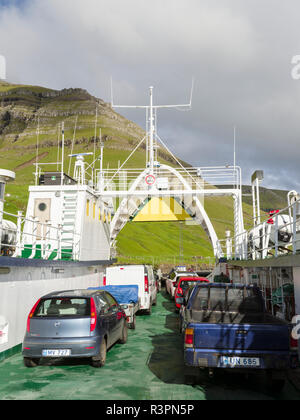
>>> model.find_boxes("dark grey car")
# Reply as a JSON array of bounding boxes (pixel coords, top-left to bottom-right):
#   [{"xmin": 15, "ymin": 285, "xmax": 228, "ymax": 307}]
[{"xmin": 22, "ymin": 289, "xmax": 128, "ymax": 368}]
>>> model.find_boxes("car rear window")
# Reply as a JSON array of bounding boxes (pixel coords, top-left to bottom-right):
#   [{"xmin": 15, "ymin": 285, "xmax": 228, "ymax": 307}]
[
  {"xmin": 191, "ymin": 287, "xmax": 264, "ymax": 313},
  {"xmin": 179, "ymin": 280, "xmax": 200, "ymax": 291},
  {"xmin": 34, "ymin": 297, "xmax": 90, "ymax": 317}
]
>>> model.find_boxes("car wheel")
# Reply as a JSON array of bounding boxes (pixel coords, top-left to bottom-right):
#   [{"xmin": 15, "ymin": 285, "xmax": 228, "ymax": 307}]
[
  {"xmin": 119, "ymin": 321, "xmax": 128, "ymax": 344},
  {"xmin": 266, "ymin": 372, "xmax": 286, "ymax": 392},
  {"xmin": 23, "ymin": 357, "xmax": 40, "ymax": 368},
  {"xmin": 91, "ymin": 338, "xmax": 107, "ymax": 368},
  {"xmin": 145, "ymin": 302, "xmax": 152, "ymax": 315},
  {"xmin": 269, "ymin": 379, "xmax": 286, "ymax": 392},
  {"xmin": 130, "ymin": 315, "xmax": 136, "ymax": 330}
]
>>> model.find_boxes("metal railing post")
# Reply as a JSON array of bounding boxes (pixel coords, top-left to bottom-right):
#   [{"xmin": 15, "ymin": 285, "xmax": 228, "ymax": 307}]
[
  {"xmin": 293, "ymin": 201, "xmax": 297, "ymax": 255},
  {"xmin": 57, "ymin": 224, "xmax": 62, "ymax": 260},
  {"xmin": 14, "ymin": 211, "xmax": 23, "ymax": 257},
  {"xmin": 275, "ymin": 213, "xmax": 279, "ymax": 258}
]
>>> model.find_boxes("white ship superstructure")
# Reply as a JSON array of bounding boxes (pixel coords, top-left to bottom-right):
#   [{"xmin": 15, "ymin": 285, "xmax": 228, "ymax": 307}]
[{"xmin": 0, "ymin": 149, "xmax": 113, "ymax": 360}]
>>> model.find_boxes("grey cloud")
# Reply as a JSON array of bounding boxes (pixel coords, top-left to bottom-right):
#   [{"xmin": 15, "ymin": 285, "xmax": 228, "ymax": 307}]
[{"xmin": 0, "ymin": 0, "xmax": 300, "ymax": 191}]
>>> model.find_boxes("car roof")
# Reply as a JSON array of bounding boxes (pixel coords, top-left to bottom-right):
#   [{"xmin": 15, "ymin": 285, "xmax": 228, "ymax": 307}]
[
  {"xmin": 178, "ymin": 277, "xmax": 209, "ymax": 282},
  {"xmin": 176, "ymin": 272, "xmax": 197, "ymax": 276},
  {"xmin": 41, "ymin": 289, "xmax": 105, "ymax": 299},
  {"xmin": 193, "ymin": 283, "xmax": 258, "ymax": 289}
]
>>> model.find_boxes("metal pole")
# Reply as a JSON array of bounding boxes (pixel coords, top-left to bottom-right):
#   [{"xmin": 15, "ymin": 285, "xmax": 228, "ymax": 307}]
[
  {"xmin": 149, "ymin": 87, "xmax": 154, "ymax": 175},
  {"xmin": 293, "ymin": 201, "xmax": 297, "ymax": 255},
  {"xmin": 233, "ymin": 126, "xmax": 236, "ymax": 189},
  {"xmin": 100, "ymin": 133, "xmax": 104, "ymax": 193},
  {"xmin": 275, "ymin": 213, "xmax": 279, "ymax": 258},
  {"xmin": 15, "ymin": 211, "xmax": 23, "ymax": 257},
  {"xmin": 57, "ymin": 224, "xmax": 62, "ymax": 260},
  {"xmin": 256, "ymin": 178, "xmax": 261, "ymax": 225},
  {"xmin": 252, "ymin": 183, "xmax": 257, "ymax": 226},
  {"xmin": 35, "ymin": 116, "xmax": 40, "ymax": 186},
  {"xmin": 61, "ymin": 122, "xmax": 65, "ymax": 186}
]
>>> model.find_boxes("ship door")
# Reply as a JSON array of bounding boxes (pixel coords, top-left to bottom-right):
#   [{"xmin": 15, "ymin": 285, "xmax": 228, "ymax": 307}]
[{"xmin": 34, "ymin": 198, "xmax": 51, "ymax": 239}]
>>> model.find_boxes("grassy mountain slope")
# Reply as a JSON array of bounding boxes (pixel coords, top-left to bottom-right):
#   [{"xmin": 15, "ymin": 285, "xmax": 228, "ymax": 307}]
[{"xmin": 0, "ymin": 81, "xmax": 286, "ymax": 265}]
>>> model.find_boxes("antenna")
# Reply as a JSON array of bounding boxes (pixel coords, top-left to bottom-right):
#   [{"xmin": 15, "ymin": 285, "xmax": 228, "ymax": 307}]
[
  {"xmin": 35, "ymin": 116, "xmax": 40, "ymax": 185},
  {"xmin": 68, "ymin": 115, "xmax": 78, "ymax": 176},
  {"xmin": 93, "ymin": 107, "xmax": 98, "ymax": 185},
  {"xmin": 111, "ymin": 83, "xmax": 193, "ymax": 177},
  {"xmin": 189, "ymin": 77, "xmax": 194, "ymax": 107},
  {"xmin": 61, "ymin": 122, "xmax": 65, "ymax": 186},
  {"xmin": 234, "ymin": 126, "xmax": 236, "ymax": 169},
  {"xmin": 110, "ymin": 76, "xmax": 114, "ymax": 107},
  {"xmin": 233, "ymin": 126, "xmax": 237, "ymax": 188}
]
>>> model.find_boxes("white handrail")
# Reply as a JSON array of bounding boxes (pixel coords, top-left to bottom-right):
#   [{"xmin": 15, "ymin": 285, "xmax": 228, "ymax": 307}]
[{"xmin": 218, "ymin": 197, "xmax": 300, "ymax": 261}]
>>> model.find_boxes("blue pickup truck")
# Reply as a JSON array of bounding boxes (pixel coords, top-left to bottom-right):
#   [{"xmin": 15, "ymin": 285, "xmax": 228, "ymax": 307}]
[{"xmin": 180, "ymin": 283, "xmax": 298, "ymax": 391}]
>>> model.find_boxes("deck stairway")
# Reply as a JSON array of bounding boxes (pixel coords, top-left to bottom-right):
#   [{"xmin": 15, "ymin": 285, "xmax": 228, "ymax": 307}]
[{"xmin": 61, "ymin": 191, "xmax": 79, "ymax": 260}]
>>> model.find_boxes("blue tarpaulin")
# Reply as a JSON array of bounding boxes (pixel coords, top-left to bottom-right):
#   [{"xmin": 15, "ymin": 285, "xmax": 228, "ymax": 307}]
[{"xmin": 88, "ymin": 285, "xmax": 139, "ymax": 304}]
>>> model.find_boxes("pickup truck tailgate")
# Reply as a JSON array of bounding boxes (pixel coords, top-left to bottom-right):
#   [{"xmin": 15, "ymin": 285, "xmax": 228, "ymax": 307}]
[{"xmin": 191, "ymin": 322, "xmax": 290, "ymax": 351}]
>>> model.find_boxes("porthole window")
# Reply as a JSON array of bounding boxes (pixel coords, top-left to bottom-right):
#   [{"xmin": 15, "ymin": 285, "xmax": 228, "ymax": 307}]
[{"xmin": 38, "ymin": 202, "xmax": 47, "ymax": 212}]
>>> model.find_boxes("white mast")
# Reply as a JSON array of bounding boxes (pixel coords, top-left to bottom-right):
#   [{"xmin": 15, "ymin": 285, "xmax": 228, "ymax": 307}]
[
  {"xmin": 149, "ymin": 86, "xmax": 154, "ymax": 175},
  {"xmin": 111, "ymin": 82, "xmax": 193, "ymax": 178}
]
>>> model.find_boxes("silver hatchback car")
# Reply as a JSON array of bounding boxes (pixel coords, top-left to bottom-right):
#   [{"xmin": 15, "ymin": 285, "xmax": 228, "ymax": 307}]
[{"xmin": 22, "ymin": 289, "xmax": 128, "ymax": 368}]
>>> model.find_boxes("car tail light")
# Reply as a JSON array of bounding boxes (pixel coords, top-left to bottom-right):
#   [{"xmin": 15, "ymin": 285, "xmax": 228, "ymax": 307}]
[
  {"xmin": 90, "ymin": 298, "xmax": 97, "ymax": 332},
  {"xmin": 26, "ymin": 299, "xmax": 41, "ymax": 333},
  {"xmin": 290, "ymin": 335, "xmax": 298, "ymax": 352},
  {"xmin": 117, "ymin": 311, "xmax": 123, "ymax": 320},
  {"xmin": 103, "ymin": 275, "xmax": 106, "ymax": 286},
  {"xmin": 144, "ymin": 275, "xmax": 149, "ymax": 293},
  {"xmin": 185, "ymin": 328, "xmax": 194, "ymax": 348}
]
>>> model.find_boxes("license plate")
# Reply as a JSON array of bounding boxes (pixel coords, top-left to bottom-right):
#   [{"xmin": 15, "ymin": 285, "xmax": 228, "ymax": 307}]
[
  {"xmin": 220, "ymin": 356, "xmax": 260, "ymax": 368},
  {"xmin": 42, "ymin": 349, "xmax": 71, "ymax": 357}
]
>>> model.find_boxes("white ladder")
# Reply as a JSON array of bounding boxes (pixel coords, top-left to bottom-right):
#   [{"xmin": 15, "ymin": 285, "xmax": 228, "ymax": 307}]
[{"xmin": 61, "ymin": 191, "xmax": 79, "ymax": 259}]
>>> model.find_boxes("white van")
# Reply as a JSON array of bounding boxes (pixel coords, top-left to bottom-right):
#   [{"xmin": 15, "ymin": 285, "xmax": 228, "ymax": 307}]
[{"xmin": 104, "ymin": 265, "xmax": 157, "ymax": 315}]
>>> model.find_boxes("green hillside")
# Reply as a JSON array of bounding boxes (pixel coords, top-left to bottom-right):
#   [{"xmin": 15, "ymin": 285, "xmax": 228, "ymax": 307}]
[{"xmin": 0, "ymin": 81, "xmax": 279, "ymax": 266}]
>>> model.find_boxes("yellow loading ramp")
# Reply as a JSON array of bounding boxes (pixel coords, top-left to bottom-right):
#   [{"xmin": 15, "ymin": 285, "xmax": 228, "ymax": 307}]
[{"xmin": 131, "ymin": 197, "xmax": 193, "ymax": 222}]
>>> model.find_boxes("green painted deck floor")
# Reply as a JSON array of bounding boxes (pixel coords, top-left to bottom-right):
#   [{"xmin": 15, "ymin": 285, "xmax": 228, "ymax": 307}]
[{"xmin": 0, "ymin": 291, "xmax": 300, "ymax": 400}]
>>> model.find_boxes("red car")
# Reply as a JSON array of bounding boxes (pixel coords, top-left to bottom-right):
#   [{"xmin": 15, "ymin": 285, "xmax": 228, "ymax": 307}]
[{"xmin": 174, "ymin": 277, "xmax": 209, "ymax": 310}]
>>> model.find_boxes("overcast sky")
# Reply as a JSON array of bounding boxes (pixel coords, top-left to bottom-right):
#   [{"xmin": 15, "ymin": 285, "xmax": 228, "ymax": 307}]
[{"xmin": 0, "ymin": 0, "xmax": 300, "ymax": 191}]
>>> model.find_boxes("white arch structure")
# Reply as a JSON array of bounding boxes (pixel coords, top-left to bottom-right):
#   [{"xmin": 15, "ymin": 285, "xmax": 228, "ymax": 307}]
[
  {"xmin": 109, "ymin": 164, "xmax": 224, "ymax": 255},
  {"xmin": 99, "ymin": 164, "xmax": 245, "ymax": 259}
]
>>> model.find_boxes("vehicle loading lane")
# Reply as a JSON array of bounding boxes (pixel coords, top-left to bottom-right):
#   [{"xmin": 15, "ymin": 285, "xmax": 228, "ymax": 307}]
[{"xmin": 0, "ymin": 291, "xmax": 299, "ymax": 400}]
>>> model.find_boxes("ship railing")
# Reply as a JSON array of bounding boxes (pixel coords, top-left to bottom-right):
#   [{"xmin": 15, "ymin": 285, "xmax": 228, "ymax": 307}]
[
  {"xmin": 217, "ymin": 198, "xmax": 300, "ymax": 261},
  {"xmin": 95, "ymin": 165, "xmax": 242, "ymax": 193},
  {"xmin": 0, "ymin": 208, "xmax": 81, "ymax": 261}
]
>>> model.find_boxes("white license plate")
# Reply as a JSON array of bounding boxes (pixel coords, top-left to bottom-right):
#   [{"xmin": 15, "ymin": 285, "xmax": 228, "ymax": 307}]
[
  {"xmin": 220, "ymin": 356, "xmax": 260, "ymax": 367},
  {"xmin": 42, "ymin": 349, "xmax": 71, "ymax": 357}
]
